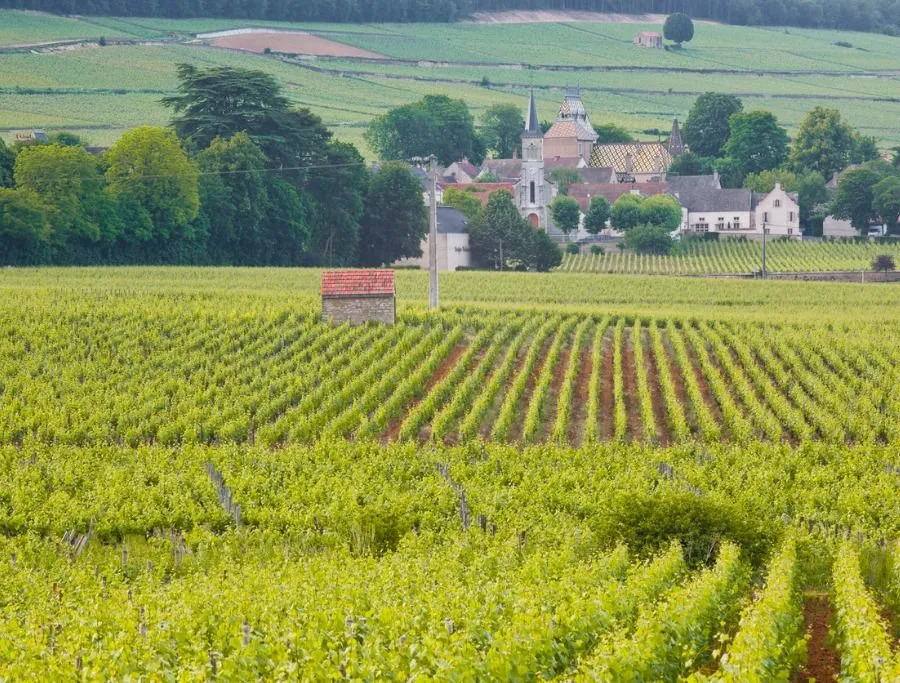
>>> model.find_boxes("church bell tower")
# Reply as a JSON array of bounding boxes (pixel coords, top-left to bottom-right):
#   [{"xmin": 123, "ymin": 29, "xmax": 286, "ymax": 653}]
[{"xmin": 519, "ymin": 89, "xmax": 550, "ymax": 229}]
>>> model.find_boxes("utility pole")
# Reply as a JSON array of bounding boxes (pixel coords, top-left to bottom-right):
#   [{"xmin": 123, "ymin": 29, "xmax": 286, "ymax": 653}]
[
  {"xmin": 761, "ymin": 221, "xmax": 767, "ymax": 279},
  {"xmin": 428, "ymin": 155, "xmax": 439, "ymax": 310}
]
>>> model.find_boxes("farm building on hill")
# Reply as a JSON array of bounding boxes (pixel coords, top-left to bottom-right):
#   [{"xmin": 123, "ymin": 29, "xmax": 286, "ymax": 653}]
[
  {"xmin": 321, "ymin": 270, "xmax": 396, "ymax": 325},
  {"xmin": 633, "ymin": 31, "xmax": 663, "ymax": 48}
]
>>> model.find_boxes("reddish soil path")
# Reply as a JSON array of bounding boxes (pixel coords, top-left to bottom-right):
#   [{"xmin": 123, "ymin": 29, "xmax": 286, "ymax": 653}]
[
  {"xmin": 379, "ymin": 341, "xmax": 467, "ymax": 443},
  {"xmin": 421, "ymin": 345, "xmax": 490, "ymax": 444},
  {"xmin": 539, "ymin": 342, "xmax": 572, "ymax": 443},
  {"xmin": 661, "ymin": 336, "xmax": 693, "ymax": 433},
  {"xmin": 643, "ymin": 331, "xmax": 672, "ymax": 446},
  {"xmin": 569, "ymin": 331, "xmax": 593, "ymax": 446},
  {"xmin": 683, "ymin": 333, "xmax": 725, "ymax": 434},
  {"xmin": 600, "ymin": 334, "xmax": 615, "ymax": 441},
  {"xmin": 510, "ymin": 335, "xmax": 556, "ymax": 443},
  {"xmin": 622, "ymin": 328, "xmax": 642, "ymax": 442},
  {"xmin": 479, "ymin": 333, "xmax": 533, "ymax": 440},
  {"xmin": 793, "ymin": 595, "xmax": 840, "ymax": 683}
]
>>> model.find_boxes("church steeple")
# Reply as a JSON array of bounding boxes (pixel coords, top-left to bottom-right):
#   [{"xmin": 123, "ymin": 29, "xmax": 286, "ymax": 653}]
[
  {"xmin": 668, "ymin": 118, "xmax": 685, "ymax": 156},
  {"xmin": 523, "ymin": 88, "xmax": 541, "ymax": 138}
]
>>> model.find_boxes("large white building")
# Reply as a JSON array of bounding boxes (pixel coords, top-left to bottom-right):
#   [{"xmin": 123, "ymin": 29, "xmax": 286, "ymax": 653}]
[{"xmin": 394, "ymin": 207, "xmax": 471, "ymax": 272}]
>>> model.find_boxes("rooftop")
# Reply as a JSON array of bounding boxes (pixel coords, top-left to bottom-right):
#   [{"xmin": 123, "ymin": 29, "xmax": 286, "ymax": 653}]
[{"xmin": 321, "ymin": 270, "xmax": 395, "ymax": 297}]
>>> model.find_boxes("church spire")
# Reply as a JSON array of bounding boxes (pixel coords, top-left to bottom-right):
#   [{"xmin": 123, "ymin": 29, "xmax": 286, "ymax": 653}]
[
  {"xmin": 668, "ymin": 118, "xmax": 685, "ymax": 156},
  {"xmin": 523, "ymin": 88, "xmax": 541, "ymax": 138}
]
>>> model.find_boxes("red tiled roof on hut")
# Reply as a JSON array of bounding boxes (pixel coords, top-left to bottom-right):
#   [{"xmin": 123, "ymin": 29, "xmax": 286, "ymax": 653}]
[{"xmin": 321, "ymin": 270, "xmax": 395, "ymax": 297}]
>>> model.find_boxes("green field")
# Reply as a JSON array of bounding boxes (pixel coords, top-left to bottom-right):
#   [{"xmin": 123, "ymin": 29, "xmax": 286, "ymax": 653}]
[
  {"xmin": 0, "ymin": 267, "xmax": 898, "ymax": 678},
  {"xmin": 560, "ymin": 240, "xmax": 900, "ymax": 275},
  {"xmin": 1, "ymin": 10, "xmax": 900, "ymax": 150}
]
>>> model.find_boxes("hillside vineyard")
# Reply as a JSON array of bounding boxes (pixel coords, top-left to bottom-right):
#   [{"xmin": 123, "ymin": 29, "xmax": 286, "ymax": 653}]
[{"xmin": 0, "ymin": 272, "xmax": 898, "ymax": 679}]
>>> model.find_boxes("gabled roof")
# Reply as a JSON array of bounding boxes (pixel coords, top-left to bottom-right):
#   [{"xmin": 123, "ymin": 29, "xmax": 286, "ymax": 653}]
[
  {"xmin": 481, "ymin": 158, "xmax": 523, "ymax": 182},
  {"xmin": 590, "ymin": 142, "xmax": 674, "ymax": 175},
  {"xmin": 666, "ymin": 174, "xmax": 722, "ymax": 201},
  {"xmin": 679, "ymin": 188, "xmax": 752, "ymax": 213},
  {"xmin": 544, "ymin": 156, "xmax": 583, "ymax": 170},
  {"xmin": 322, "ymin": 270, "xmax": 395, "ymax": 297},
  {"xmin": 578, "ymin": 167, "xmax": 616, "ymax": 184},
  {"xmin": 568, "ymin": 182, "xmax": 670, "ymax": 212},
  {"xmin": 447, "ymin": 159, "xmax": 479, "ymax": 180},
  {"xmin": 436, "ymin": 206, "xmax": 469, "ymax": 234}
]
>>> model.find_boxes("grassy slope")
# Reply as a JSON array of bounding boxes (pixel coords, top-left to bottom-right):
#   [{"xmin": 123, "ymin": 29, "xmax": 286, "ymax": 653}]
[{"xmin": 0, "ymin": 11, "xmax": 899, "ymax": 149}]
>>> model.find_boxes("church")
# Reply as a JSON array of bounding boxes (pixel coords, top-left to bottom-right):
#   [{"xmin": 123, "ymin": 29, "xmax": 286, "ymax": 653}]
[{"xmin": 482, "ymin": 89, "xmax": 685, "ymax": 232}]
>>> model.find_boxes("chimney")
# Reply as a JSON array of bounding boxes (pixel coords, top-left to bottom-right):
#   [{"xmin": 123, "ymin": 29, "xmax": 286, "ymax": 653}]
[
  {"xmin": 625, "ymin": 153, "xmax": 634, "ymax": 174},
  {"xmin": 513, "ymin": 147, "xmax": 518, "ymax": 160}
]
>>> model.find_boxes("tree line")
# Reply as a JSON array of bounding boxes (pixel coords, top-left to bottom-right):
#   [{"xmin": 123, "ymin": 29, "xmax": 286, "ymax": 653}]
[
  {"xmin": 0, "ymin": 65, "xmax": 430, "ymax": 267},
  {"xmin": 3, "ymin": 0, "xmax": 900, "ymax": 34}
]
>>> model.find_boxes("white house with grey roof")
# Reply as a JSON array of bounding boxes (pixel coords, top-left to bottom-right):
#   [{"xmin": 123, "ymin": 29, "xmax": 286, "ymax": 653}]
[
  {"xmin": 670, "ymin": 175, "xmax": 801, "ymax": 240},
  {"xmin": 393, "ymin": 207, "xmax": 471, "ymax": 272}
]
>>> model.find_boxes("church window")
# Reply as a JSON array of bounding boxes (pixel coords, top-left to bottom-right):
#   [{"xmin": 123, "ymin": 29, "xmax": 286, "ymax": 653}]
[{"xmin": 530, "ymin": 181, "xmax": 536, "ymax": 204}]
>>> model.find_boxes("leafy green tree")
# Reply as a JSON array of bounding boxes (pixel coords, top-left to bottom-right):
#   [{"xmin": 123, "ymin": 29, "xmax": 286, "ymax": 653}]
[
  {"xmin": 795, "ymin": 172, "xmax": 829, "ymax": 234},
  {"xmin": 358, "ymin": 162, "xmax": 428, "ymax": 267},
  {"xmin": 163, "ymin": 64, "xmax": 331, "ymax": 169},
  {"xmin": 550, "ymin": 195, "xmax": 581, "ymax": 239},
  {"xmin": 789, "ymin": 107, "xmax": 857, "ymax": 178},
  {"xmin": 0, "ymin": 188, "xmax": 48, "ymax": 264},
  {"xmin": 443, "ymin": 186, "xmax": 483, "ymax": 221},
  {"xmin": 105, "ymin": 127, "xmax": 199, "ymax": 241},
  {"xmin": 892, "ymin": 147, "xmax": 900, "ymax": 168},
  {"xmin": 639, "ymin": 194, "xmax": 682, "ymax": 231},
  {"xmin": 723, "ymin": 111, "xmax": 789, "ymax": 181},
  {"xmin": 830, "ymin": 168, "xmax": 880, "ymax": 233},
  {"xmin": 667, "ymin": 152, "xmax": 715, "ymax": 176},
  {"xmin": 365, "ymin": 95, "xmax": 484, "ymax": 166},
  {"xmin": 743, "ymin": 169, "xmax": 799, "ymax": 193},
  {"xmin": 549, "ymin": 167, "xmax": 581, "ymax": 195},
  {"xmin": 584, "ymin": 195, "xmax": 610, "ymax": 235},
  {"xmin": 682, "ymin": 93, "xmax": 743, "ymax": 159},
  {"xmin": 195, "ymin": 133, "xmax": 269, "ymax": 263},
  {"xmin": 873, "ymin": 175, "xmax": 900, "ymax": 235},
  {"xmin": 480, "ymin": 103, "xmax": 523, "ymax": 159},
  {"xmin": 469, "ymin": 190, "xmax": 534, "ymax": 270},
  {"xmin": 594, "ymin": 123, "xmax": 634, "ymax": 143},
  {"xmin": 850, "ymin": 133, "xmax": 880, "ymax": 165},
  {"xmin": 610, "ymin": 193, "xmax": 644, "ymax": 230},
  {"xmin": 49, "ymin": 131, "xmax": 85, "ymax": 147},
  {"xmin": 14, "ymin": 143, "xmax": 109, "ymax": 248},
  {"xmin": 531, "ymin": 229, "xmax": 562, "ymax": 272},
  {"xmin": 0, "ymin": 138, "xmax": 14, "ymax": 188},
  {"xmin": 664, "ymin": 13, "xmax": 695, "ymax": 46},
  {"xmin": 621, "ymin": 224, "xmax": 675, "ymax": 254},
  {"xmin": 304, "ymin": 140, "xmax": 368, "ymax": 266},
  {"xmin": 713, "ymin": 157, "xmax": 745, "ymax": 189}
]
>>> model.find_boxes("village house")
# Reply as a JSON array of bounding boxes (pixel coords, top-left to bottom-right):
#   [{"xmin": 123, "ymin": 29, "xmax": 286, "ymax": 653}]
[
  {"xmin": 394, "ymin": 207, "xmax": 472, "ymax": 272},
  {"xmin": 633, "ymin": 31, "xmax": 663, "ymax": 48},
  {"xmin": 672, "ymin": 175, "xmax": 801, "ymax": 240},
  {"xmin": 443, "ymin": 158, "xmax": 480, "ymax": 184},
  {"xmin": 543, "ymin": 88, "xmax": 600, "ymax": 162}
]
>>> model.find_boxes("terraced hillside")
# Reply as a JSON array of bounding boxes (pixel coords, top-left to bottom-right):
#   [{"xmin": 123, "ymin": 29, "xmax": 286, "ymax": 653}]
[{"xmin": 2, "ymin": 10, "xmax": 900, "ymax": 149}]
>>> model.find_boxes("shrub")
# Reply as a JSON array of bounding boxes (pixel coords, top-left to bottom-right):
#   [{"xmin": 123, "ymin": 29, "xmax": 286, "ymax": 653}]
[
  {"xmin": 622, "ymin": 224, "xmax": 675, "ymax": 255},
  {"xmin": 872, "ymin": 254, "xmax": 896, "ymax": 271},
  {"xmin": 566, "ymin": 243, "xmax": 580, "ymax": 255},
  {"xmin": 263, "ymin": 47, "xmax": 272, "ymax": 54},
  {"xmin": 590, "ymin": 244, "xmax": 605, "ymax": 255}
]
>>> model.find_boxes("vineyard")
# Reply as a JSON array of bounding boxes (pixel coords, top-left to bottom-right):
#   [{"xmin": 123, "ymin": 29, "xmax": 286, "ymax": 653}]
[
  {"xmin": 0, "ymin": 270, "xmax": 898, "ymax": 678},
  {"xmin": 560, "ymin": 239, "xmax": 900, "ymax": 275}
]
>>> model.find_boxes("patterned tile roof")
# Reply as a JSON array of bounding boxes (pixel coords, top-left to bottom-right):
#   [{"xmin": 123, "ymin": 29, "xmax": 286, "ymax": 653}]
[
  {"xmin": 322, "ymin": 270, "xmax": 395, "ymax": 297},
  {"xmin": 589, "ymin": 143, "xmax": 674, "ymax": 175}
]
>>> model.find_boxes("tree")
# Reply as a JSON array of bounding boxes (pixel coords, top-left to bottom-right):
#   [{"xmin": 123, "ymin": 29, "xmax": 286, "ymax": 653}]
[
  {"xmin": 664, "ymin": 13, "xmax": 695, "ymax": 46},
  {"xmin": 594, "ymin": 123, "xmax": 634, "ymax": 143},
  {"xmin": 610, "ymin": 194, "xmax": 644, "ymax": 230},
  {"xmin": 0, "ymin": 188, "xmax": 48, "ymax": 264},
  {"xmin": 531, "ymin": 229, "xmax": 562, "ymax": 272},
  {"xmin": 789, "ymin": 107, "xmax": 857, "ymax": 178},
  {"xmin": 667, "ymin": 152, "xmax": 715, "ymax": 176},
  {"xmin": 105, "ymin": 127, "xmax": 199, "ymax": 241},
  {"xmin": 469, "ymin": 190, "xmax": 534, "ymax": 270},
  {"xmin": 358, "ymin": 162, "xmax": 428, "ymax": 267},
  {"xmin": 892, "ymin": 147, "xmax": 900, "ymax": 168},
  {"xmin": 550, "ymin": 195, "xmax": 581, "ymax": 239},
  {"xmin": 480, "ymin": 103, "xmax": 523, "ymax": 159},
  {"xmin": 795, "ymin": 172, "xmax": 829, "ymax": 234},
  {"xmin": 14, "ymin": 143, "xmax": 109, "ymax": 249},
  {"xmin": 0, "ymin": 138, "xmax": 14, "ymax": 188},
  {"xmin": 830, "ymin": 168, "xmax": 880, "ymax": 233},
  {"xmin": 850, "ymin": 133, "xmax": 880, "ymax": 165},
  {"xmin": 743, "ymin": 169, "xmax": 799, "ymax": 193},
  {"xmin": 304, "ymin": 140, "xmax": 368, "ymax": 266},
  {"xmin": 621, "ymin": 225, "xmax": 675, "ymax": 254},
  {"xmin": 365, "ymin": 95, "xmax": 484, "ymax": 166},
  {"xmin": 682, "ymin": 93, "xmax": 743, "ymax": 158},
  {"xmin": 872, "ymin": 254, "xmax": 896, "ymax": 271},
  {"xmin": 163, "ymin": 64, "xmax": 331, "ymax": 169},
  {"xmin": 639, "ymin": 194, "xmax": 682, "ymax": 231},
  {"xmin": 443, "ymin": 186, "xmax": 483, "ymax": 221},
  {"xmin": 549, "ymin": 168, "xmax": 581, "ymax": 195},
  {"xmin": 873, "ymin": 175, "xmax": 900, "ymax": 235},
  {"xmin": 584, "ymin": 195, "xmax": 610, "ymax": 235},
  {"xmin": 723, "ymin": 111, "xmax": 789, "ymax": 181}
]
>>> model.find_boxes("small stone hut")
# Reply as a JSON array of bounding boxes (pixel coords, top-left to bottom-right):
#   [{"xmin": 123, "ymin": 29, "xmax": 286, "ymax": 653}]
[{"xmin": 321, "ymin": 270, "xmax": 396, "ymax": 325}]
